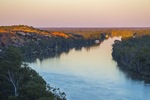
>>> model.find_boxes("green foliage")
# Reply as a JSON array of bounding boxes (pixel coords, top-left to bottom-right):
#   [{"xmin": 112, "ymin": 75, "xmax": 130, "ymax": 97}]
[
  {"xmin": 112, "ymin": 35, "xmax": 150, "ymax": 76},
  {"xmin": 0, "ymin": 47, "xmax": 66, "ymax": 100}
]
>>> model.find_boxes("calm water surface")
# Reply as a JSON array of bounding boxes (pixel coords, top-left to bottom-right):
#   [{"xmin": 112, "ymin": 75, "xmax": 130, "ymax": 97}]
[{"xmin": 29, "ymin": 37, "xmax": 150, "ymax": 100}]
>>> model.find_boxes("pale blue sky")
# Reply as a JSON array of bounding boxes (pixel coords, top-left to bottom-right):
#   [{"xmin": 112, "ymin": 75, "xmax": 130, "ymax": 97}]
[{"xmin": 0, "ymin": 0, "xmax": 150, "ymax": 27}]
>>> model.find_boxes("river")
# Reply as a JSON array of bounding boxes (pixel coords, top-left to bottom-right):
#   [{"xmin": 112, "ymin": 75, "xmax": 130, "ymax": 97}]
[{"xmin": 29, "ymin": 37, "xmax": 150, "ymax": 100}]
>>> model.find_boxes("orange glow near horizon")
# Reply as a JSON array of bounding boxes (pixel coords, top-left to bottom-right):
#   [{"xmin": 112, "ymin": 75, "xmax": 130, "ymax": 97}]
[{"xmin": 0, "ymin": 0, "xmax": 150, "ymax": 27}]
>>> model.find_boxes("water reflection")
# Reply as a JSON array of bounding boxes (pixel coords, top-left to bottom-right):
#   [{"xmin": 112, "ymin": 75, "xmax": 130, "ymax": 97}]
[
  {"xmin": 118, "ymin": 66, "xmax": 150, "ymax": 84},
  {"xmin": 29, "ymin": 37, "xmax": 150, "ymax": 100},
  {"xmin": 24, "ymin": 41, "xmax": 101, "ymax": 63}
]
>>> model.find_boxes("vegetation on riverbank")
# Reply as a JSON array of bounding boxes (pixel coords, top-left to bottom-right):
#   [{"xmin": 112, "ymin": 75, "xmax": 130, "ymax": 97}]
[
  {"xmin": 0, "ymin": 47, "xmax": 66, "ymax": 100},
  {"xmin": 1, "ymin": 25, "xmax": 150, "ymax": 62},
  {"xmin": 0, "ymin": 25, "xmax": 106, "ymax": 59},
  {"xmin": 112, "ymin": 35, "xmax": 150, "ymax": 77}
]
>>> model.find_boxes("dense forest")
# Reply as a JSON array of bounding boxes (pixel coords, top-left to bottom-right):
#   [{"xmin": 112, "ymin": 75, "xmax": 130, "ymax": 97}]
[
  {"xmin": 112, "ymin": 35, "xmax": 150, "ymax": 76},
  {"xmin": 0, "ymin": 47, "xmax": 66, "ymax": 100}
]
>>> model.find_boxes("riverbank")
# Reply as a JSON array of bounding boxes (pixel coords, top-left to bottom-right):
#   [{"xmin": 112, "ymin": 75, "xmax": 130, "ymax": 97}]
[
  {"xmin": 0, "ymin": 25, "xmax": 107, "ymax": 60},
  {"xmin": 112, "ymin": 35, "xmax": 150, "ymax": 78},
  {"xmin": 1, "ymin": 26, "xmax": 150, "ymax": 57}
]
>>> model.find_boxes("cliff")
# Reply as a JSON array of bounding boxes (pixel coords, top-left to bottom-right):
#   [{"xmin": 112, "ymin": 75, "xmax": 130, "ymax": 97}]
[{"xmin": 0, "ymin": 25, "xmax": 104, "ymax": 58}]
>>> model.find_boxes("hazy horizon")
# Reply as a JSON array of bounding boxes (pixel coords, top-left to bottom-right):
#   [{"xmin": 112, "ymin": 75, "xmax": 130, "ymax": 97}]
[{"xmin": 0, "ymin": 0, "xmax": 150, "ymax": 27}]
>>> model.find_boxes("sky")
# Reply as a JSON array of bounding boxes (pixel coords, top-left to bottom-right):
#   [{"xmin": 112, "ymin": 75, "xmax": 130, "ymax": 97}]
[{"xmin": 0, "ymin": 0, "xmax": 150, "ymax": 27}]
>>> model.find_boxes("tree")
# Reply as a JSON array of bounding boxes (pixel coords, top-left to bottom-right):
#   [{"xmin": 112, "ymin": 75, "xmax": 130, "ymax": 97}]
[
  {"xmin": 112, "ymin": 35, "xmax": 150, "ymax": 77},
  {"xmin": 0, "ymin": 47, "xmax": 66, "ymax": 100}
]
